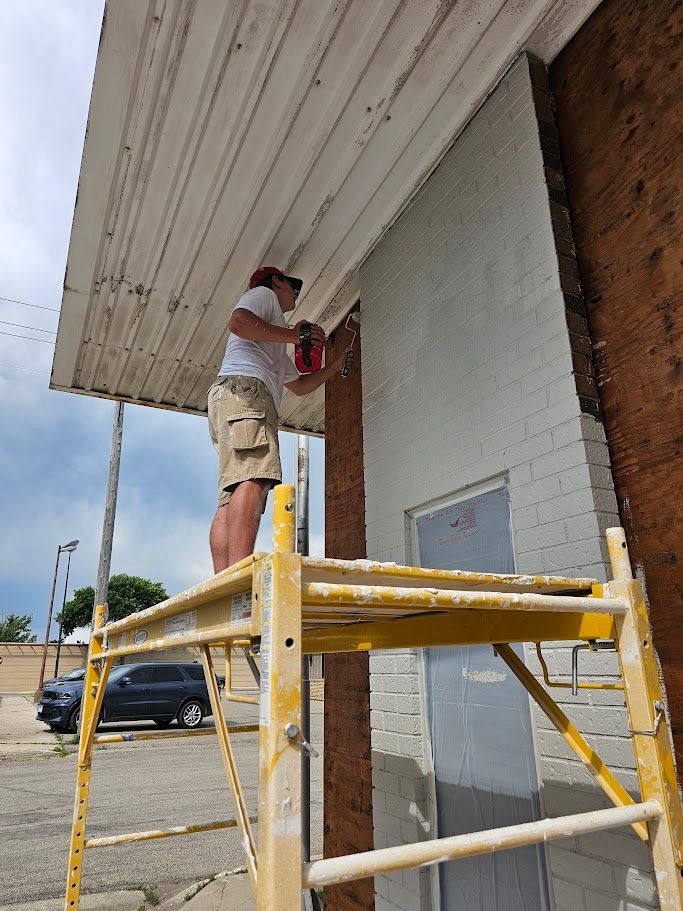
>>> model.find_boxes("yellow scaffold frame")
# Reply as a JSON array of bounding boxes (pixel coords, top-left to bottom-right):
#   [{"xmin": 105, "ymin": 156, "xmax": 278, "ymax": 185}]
[{"xmin": 65, "ymin": 485, "xmax": 683, "ymax": 910}]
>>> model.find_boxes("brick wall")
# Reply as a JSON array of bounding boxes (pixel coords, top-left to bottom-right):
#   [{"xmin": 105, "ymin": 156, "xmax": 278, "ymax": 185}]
[
  {"xmin": 0, "ymin": 644, "xmax": 259, "ymax": 696},
  {"xmin": 0, "ymin": 643, "xmax": 87, "ymax": 693},
  {"xmin": 324, "ymin": 316, "xmax": 374, "ymax": 911},
  {"xmin": 360, "ymin": 54, "xmax": 657, "ymax": 911},
  {"xmin": 551, "ymin": 0, "xmax": 683, "ymax": 779}
]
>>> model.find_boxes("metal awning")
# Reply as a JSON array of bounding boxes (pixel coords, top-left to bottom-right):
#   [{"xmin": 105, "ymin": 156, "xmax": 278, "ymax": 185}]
[{"xmin": 51, "ymin": 0, "xmax": 598, "ymax": 434}]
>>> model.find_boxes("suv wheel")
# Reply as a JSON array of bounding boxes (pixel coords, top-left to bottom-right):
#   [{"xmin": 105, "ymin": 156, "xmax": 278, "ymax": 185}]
[
  {"xmin": 67, "ymin": 705, "xmax": 81, "ymax": 734},
  {"xmin": 67, "ymin": 704, "xmax": 104, "ymax": 734},
  {"xmin": 177, "ymin": 699, "xmax": 204, "ymax": 729}
]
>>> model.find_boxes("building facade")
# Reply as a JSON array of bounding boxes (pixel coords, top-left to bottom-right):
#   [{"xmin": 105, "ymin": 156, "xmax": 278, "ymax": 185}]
[{"xmin": 323, "ymin": 1, "xmax": 681, "ymax": 909}]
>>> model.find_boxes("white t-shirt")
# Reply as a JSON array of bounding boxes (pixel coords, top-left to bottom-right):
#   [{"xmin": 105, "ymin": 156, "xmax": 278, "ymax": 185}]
[{"xmin": 219, "ymin": 286, "xmax": 299, "ymax": 409}]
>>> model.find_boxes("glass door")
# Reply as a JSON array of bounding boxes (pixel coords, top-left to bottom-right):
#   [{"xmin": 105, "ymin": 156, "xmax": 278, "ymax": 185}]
[{"xmin": 415, "ymin": 484, "xmax": 550, "ymax": 911}]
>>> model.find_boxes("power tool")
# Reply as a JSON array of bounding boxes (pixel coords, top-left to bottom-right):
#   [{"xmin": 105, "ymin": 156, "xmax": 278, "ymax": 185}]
[
  {"xmin": 295, "ymin": 322, "xmax": 324, "ymax": 373},
  {"xmin": 293, "ymin": 309, "xmax": 359, "ymax": 376}
]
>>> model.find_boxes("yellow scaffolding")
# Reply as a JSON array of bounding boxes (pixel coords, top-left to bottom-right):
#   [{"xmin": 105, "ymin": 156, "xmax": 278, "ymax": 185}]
[{"xmin": 65, "ymin": 485, "xmax": 683, "ymax": 910}]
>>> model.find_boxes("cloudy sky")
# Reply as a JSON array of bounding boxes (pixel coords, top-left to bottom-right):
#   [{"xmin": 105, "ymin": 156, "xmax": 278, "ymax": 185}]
[{"xmin": 0, "ymin": 1, "xmax": 324, "ymax": 639}]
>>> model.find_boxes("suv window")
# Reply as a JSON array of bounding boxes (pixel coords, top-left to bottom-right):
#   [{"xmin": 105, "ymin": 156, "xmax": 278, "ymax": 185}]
[
  {"xmin": 153, "ymin": 666, "xmax": 184, "ymax": 683},
  {"xmin": 184, "ymin": 665, "xmax": 204, "ymax": 681},
  {"xmin": 128, "ymin": 667, "xmax": 153, "ymax": 684}
]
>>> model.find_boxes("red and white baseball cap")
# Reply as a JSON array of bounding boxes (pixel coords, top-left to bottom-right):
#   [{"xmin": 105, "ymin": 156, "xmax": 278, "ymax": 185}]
[{"xmin": 248, "ymin": 266, "xmax": 303, "ymax": 296}]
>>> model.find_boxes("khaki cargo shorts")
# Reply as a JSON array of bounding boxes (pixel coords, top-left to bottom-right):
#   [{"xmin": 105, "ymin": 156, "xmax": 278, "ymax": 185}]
[{"xmin": 207, "ymin": 375, "xmax": 281, "ymax": 508}]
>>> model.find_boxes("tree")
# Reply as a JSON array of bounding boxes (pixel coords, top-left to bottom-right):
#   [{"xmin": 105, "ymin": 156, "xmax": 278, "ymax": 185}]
[
  {"xmin": 58, "ymin": 574, "xmax": 168, "ymax": 636},
  {"xmin": 0, "ymin": 613, "xmax": 37, "ymax": 642}
]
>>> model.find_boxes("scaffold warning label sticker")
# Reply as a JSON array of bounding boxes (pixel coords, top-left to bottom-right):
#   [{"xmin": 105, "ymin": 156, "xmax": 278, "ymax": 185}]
[
  {"xmin": 165, "ymin": 610, "xmax": 197, "ymax": 638},
  {"xmin": 231, "ymin": 591, "xmax": 252, "ymax": 622},
  {"xmin": 259, "ymin": 562, "xmax": 273, "ymax": 728}
]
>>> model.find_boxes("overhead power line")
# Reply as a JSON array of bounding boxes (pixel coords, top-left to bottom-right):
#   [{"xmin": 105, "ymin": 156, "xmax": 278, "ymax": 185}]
[
  {"xmin": 0, "ymin": 362, "xmax": 50, "ymax": 375},
  {"xmin": 0, "ymin": 295, "xmax": 60, "ymax": 312},
  {"xmin": 0, "ymin": 329, "xmax": 55, "ymax": 344},
  {"xmin": 0, "ymin": 319, "xmax": 57, "ymax": 334}
]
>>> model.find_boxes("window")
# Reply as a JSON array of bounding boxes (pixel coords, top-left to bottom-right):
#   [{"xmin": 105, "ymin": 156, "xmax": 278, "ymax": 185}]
[
  {"xmin": 127, "ymin": 667, "xmax": 153, "ymax": 685},
  {"xmin": 184, "ymin": 665, "xmax": 205, "ymax": 681},
  {"xmin": 153, "ymin": 666, "xmax": 184, "ymax": 683}
]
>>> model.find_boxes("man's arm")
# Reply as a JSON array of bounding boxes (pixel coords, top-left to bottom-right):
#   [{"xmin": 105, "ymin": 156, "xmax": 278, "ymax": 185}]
[
  {"xmin": 229, "ymin": 308, "xmax": 325, "ymax": 347},
  {"xmin": 285, "ymin": 349, "xmax": 351, "ymax": 396}
]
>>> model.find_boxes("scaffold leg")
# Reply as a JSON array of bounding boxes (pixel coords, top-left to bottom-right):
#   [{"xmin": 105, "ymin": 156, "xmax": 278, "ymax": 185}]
[
  {"xmin": 606, "ymin": 528, "xmax": 683, "ymax": 910},
  {"xmin": 65, "ymin": 604, "xmax": 112, "ymax": 911},
  {"xmin": 256, "ymin": 486, "xmax": 303, "ymax": 911},
  {"xmin": 199, "ymin": 644, "xmax": 257, "ymax": 884}
]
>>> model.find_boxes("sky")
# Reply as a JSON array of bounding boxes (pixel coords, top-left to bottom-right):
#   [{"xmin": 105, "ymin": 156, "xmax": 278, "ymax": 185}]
[{"xmin": 0, "ymin": 2, "xmax": 324, "ymax": 640}]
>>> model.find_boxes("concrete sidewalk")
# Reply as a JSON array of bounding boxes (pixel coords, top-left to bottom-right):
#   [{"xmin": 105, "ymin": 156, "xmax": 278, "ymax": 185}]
[
  {"xmin": 0, "ymin": 693, "xmax": 57, "ymax": 758},
  {"xmin": 159, "ymin": 872, "xmax": 254, "ymax": 910},
  {"xmin": 1, "ymin": 874, "xmax": 255, "ymax": 911}
]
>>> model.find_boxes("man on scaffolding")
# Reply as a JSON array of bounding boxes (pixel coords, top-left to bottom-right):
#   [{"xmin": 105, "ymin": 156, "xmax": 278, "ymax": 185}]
[{"xmin": 208, "ymin": 266, "xmax": 347, "ymax": 572}]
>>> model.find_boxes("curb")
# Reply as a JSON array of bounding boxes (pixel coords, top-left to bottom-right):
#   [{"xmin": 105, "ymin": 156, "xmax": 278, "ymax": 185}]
[
  {"xmin": 1, "ymin": 888, "xmax": 147, "ymax": 911},
  {"xmin": 156, "ymin": 868, "xmax": 248, "ymax": 910},
  {"xmin": 0, "ymin": 748, "xmax": 60, "ymax": 761}
]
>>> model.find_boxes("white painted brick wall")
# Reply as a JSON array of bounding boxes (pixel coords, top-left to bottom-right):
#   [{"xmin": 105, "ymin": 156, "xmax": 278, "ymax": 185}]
[{"xmin": 359, "ymin": 55, "xmax": 657, "ymax": 911}]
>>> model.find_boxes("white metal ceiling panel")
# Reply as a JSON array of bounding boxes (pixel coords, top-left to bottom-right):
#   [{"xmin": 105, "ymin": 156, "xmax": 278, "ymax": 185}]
[{"xmin": 52, "ymin": 0, "xmax": 601, "ymax": 433}]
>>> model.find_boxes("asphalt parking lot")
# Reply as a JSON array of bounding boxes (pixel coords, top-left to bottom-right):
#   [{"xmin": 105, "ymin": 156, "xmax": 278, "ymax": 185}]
[{"xmin": 0, "ymin": 699, "xmax": 323, "ymax": 907}]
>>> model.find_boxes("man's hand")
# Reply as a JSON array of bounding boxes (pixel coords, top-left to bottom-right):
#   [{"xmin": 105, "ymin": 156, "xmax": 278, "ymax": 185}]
[
  {"xmin": 284, "ymin": 344, "xmax": 354, "ymax": 397},
  {"xmin": 292, "ymin": 320, "xmax": 326, "ymax": 348},
  {"xmin": 327, "ymin": 345, "xmax": 353, "ymax": 374},
  {"xmin": 229, "ymin": 310, "xmax": 327, "ymax": 347},
  {"xmin": 339, "ymin": 345, "xmax": 354, "ymax": 377}
]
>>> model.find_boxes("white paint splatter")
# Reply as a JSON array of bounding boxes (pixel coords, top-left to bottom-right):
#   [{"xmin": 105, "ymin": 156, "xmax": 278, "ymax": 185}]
[{"xmin": 462, "ymin": 668, "xmax": 507, "ymax": 683}]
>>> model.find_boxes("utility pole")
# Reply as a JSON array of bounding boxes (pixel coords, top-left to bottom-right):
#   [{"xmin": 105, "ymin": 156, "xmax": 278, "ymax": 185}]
[
  {"xmin": 94, "ymin": 402, "xmax": 125, "ymax": 615},
  {"xmin": 297, "ymin": 435, "xmax": 320, "ymax": 911},
  {"xmin": 296, "ymin": 434, "xmax": 310, "ymax": 557}
]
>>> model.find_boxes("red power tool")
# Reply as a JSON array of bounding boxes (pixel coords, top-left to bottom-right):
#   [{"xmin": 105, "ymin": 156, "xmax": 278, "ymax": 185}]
[
  {"xmin": 294, "ymin": 322, "xmax": 324, "ymax": 373},
  {"xmin": 294, "ymin": 310, "xmax": 360, "ymax": 376}
]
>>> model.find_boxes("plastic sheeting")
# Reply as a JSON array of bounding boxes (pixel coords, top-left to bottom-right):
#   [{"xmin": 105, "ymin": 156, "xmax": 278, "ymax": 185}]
[{"xmin": 417, "ymin": 487, "xmax": 550, "ymax": 911}]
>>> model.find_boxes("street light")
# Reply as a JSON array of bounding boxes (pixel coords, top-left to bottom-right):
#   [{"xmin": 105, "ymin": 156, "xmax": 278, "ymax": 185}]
[
  {"xmin": 37, "ymin": 539, "xmax": 80, "ymax": 693},
  {"xmin": 54, "ymin": 541, "xmax": 79, "ymax": 678}
]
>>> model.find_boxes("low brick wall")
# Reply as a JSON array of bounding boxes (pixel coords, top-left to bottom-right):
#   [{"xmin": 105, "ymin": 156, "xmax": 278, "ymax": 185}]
[
  {"xmin": 0, "ymin": 643, "xmax": 87, "ymax": 694},
  {"xmin": 2, "ymin": 641, "xmax": 323, "ymax": 707},
  {"xmin": 0, "ymin": 643, "xmax": 265, "ymax": 695}
]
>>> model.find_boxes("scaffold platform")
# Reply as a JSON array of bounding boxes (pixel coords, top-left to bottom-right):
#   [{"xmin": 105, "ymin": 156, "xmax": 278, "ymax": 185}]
[{"xmin": 65, "ymin": 485, "xmax": 683, "ymax": 910}]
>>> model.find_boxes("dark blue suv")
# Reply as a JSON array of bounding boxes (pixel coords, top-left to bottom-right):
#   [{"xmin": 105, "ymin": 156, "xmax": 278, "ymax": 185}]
[{"xmin": 36, "ymin": 662, "xmax": 214, "ymax": 733}]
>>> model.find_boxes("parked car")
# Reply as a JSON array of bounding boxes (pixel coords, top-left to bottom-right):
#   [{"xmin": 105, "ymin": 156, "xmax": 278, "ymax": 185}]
[
  {"xmin": 41, "ymin": 666, "xmax": 87, "ymax": 688},
  {"xmin": 36, "ymin": 662, "xmax": 215, "ymax": 733}
]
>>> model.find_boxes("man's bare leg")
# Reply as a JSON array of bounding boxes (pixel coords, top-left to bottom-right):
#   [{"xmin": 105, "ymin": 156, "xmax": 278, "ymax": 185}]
[
  {"xmin": 210, "ymin": 479, "xmax": 270, "ymax": 573},
  {"xmin": 210, "ymin": 504, "xmax": 231, "ymax": 573},
  {"xmin": 227, "ymin": 479, "xmax": 270, "ymax": 564}
]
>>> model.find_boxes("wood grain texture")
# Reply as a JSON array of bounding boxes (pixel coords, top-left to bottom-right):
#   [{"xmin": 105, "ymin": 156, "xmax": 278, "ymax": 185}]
[
  {"xmin": 323, "ymin": 316, "xmax": 374, "ymax": 911},
  {"xmin": 551, "ymin": 0, "xmax": 683, "ymax": 767}
]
